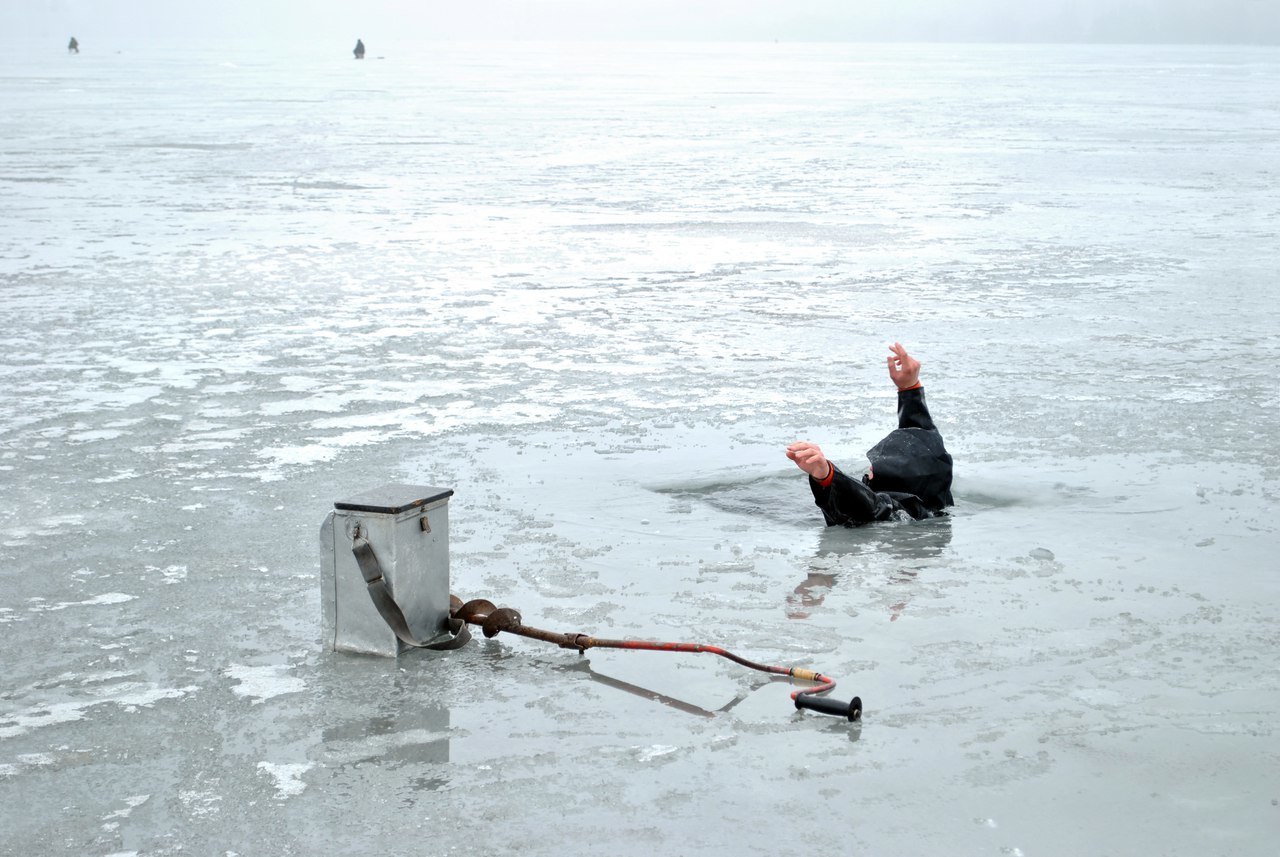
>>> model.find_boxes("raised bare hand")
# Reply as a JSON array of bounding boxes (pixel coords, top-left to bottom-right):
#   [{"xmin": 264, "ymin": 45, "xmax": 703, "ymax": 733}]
[
  {"xmin": 887, "ymin": 342, "xmax": 921, "ymax": 390},
  {"xmin": 786, "ymin": 441, "xmax": 832, "ymax": 480}
]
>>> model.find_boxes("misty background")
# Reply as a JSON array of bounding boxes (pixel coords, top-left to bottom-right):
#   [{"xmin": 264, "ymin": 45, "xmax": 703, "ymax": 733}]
[{"xmin": 6, "ymin": 0, "xmax": 1279, "ymax": 45}]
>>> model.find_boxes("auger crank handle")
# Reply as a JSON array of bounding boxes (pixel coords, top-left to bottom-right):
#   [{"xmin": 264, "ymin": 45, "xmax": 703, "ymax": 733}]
[{"xmin": 794, "ymin": 694, "xmax": 862, "ymax": 721}]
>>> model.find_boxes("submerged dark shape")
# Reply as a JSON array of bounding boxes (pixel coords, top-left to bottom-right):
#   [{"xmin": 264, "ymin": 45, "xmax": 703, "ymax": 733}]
[
  {"xmin": 353, "ymin": 39, "xmax": 365, "ymax": 59},
  {"xmin": 68, "ymin": 37, "xmax": 79, "ymax": 54}
]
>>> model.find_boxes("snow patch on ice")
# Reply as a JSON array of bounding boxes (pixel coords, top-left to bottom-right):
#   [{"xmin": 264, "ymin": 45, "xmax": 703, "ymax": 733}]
[
  {"xmin": 225, "ymin": 664, "xmax": 305, "ymax": 703},
  {"xmin": 0, "ymin": 684, "xmax": 196, "ymax": 739},
  {"xmin": 258, "ymin": 761, "xmax": 312, "ymax": 798},
  {"xmin": 633, "ymin": 744, "xmax": 680, "ymax": 762},
  {"xmin": 29, "ymin": 592, "xmax": 136, "ymax": 612},
  {"xmin": 104, "ymin": 794, "xmax": 151, "ymax": 820}
]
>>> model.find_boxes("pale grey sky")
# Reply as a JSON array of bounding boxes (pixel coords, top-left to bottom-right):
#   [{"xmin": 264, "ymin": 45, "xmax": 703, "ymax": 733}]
[{"xmin": 7, "ymin": 0, "xmax": 1278, "ymax": 44}]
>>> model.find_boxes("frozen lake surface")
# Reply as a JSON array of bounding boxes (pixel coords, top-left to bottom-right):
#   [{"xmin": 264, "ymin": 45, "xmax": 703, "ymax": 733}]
[{"xmin": 2, "ymin": 39, "xmax": 1278, "ymax": 856}]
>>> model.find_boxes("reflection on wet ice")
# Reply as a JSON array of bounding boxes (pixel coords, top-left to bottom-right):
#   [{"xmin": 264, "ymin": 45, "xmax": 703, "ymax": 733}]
[
  {"xmin": 319, "ymin": 708, "xmax": 451, "ymax": 787},
  {"xmin": 790, "ymin": 517, "xmax": 953, "ymax": 620}
]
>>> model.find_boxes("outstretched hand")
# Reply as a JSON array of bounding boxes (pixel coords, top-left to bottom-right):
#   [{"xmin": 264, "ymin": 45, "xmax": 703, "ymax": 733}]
[
  {"xmin": 786, "ymin": 441, "xmax": 831, "ymax": 481},
  {"xmin": 887, "ymin": 342, "xmax": 921, "ymax": 390}
]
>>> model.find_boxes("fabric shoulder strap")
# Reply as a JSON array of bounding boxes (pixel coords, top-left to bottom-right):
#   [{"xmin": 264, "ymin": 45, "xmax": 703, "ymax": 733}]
[{"xmin": 352, "ymin": 537, "xmax": 470, "ymax": 650}]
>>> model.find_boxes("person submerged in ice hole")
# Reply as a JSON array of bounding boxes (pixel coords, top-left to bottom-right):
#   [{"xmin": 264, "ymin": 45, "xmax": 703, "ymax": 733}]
[{"xmin": 786, "ymin": 342, "xmax": 953, "ymax": 527}]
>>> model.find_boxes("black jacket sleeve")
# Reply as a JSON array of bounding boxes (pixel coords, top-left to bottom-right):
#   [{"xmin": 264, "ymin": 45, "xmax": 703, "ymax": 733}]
[
  {"xmin": 808, "ymin": 465, "xmax": 929, "ymax": 526},
  {"xmin": 896, "ymin": 386, "xmax": 937, "ymax": 431}
]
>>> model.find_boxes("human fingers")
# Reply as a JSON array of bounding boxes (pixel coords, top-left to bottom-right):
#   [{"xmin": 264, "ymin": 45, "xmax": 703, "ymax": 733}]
[
  {"xmin": 791, "ymin": 446, "xmax": 821, "ymax": 466},
  {"xmin": 790, "ymin": 449, "xmax": 825, "ymax": 476},
  {"xmin": 789, "ymin": 446, "xmax": 823, "ymax": 475},
  {"xmin": 806, "ymin": 455, "xmax": 831, "ymax": 478}
]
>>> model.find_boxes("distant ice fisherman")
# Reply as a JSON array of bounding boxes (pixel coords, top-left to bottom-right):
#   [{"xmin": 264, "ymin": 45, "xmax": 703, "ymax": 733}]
[
  {"xmin": 353, "ymin": 39, "xmax": 365, "ymax": 60},
  {"xmin": 787, "ymin": 343, "xmax": 954, "ymax": 526},
  {"xmin": 68, "ymin": 36, "xmax": 79, "ymax": 54}
]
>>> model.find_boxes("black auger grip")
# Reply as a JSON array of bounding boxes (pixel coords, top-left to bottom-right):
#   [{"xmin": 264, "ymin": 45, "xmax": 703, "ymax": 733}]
[{"xmin": 795, "ymin": 694, "xmax": 862, "ymax": 721}]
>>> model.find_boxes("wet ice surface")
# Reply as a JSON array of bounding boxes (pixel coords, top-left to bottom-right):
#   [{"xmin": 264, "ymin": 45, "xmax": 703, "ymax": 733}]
[{"xmin": 2, "ymin": 39, "xmax": 1279, "ymax": 856}]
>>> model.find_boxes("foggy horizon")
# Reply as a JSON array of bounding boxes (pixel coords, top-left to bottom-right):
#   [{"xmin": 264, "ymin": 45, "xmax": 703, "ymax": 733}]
[{"xmin": 6, "ymin": 0, "xmax": 1280, "ymax": 46}]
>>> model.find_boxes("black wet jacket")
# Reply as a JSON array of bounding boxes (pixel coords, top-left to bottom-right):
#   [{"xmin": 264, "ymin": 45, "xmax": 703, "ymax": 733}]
[{"xmin": 809, "ymin": 386, "xmax": 953, "ymax": 526}]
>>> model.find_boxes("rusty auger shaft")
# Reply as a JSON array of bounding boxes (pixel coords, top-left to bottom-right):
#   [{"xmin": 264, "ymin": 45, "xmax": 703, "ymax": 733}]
[{"xmin": 450, "ymin": 596, "xmax": 862, "ymax": 721}]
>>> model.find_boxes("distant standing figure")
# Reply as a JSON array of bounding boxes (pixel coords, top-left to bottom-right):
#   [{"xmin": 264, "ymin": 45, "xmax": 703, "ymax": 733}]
[
  {"xmin": 353, "ymin": 39, "xmax": 365, "ymax": 60},
  {"xmin": 68, "ymin": 37, "xmax": 79, "ymax": 54}
]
